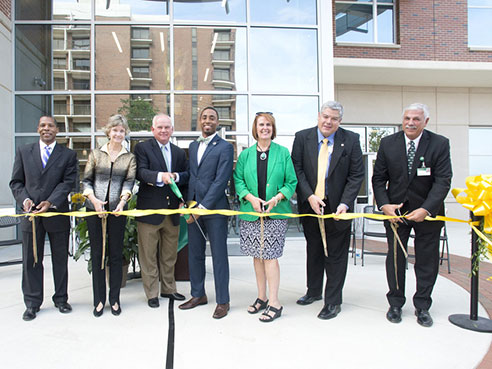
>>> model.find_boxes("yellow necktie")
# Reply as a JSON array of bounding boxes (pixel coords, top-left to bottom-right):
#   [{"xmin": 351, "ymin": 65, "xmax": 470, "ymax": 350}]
[{"xmin": 315, "ymin": 138, "xmax": 329, "ymax": 199}]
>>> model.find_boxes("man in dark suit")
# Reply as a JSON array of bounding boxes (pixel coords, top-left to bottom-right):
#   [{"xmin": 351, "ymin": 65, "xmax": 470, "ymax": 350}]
[
  {"xmin": 372, "ymin": 103, "xmax": 452, "ymax": 327},
  {"xmin": 178, "ymin": 107, "xmax": 234, "ymax": 319},
  {"xmin": 292, "ymin": 101, "xmax": 364, "ymax": 320},
  {"xmin": 134, "ymin": 114, "xmax": 189, "ymax": 308},
  {"xmin": 10, "ymin": 116, "xmax": 78, "ymax": 321}
]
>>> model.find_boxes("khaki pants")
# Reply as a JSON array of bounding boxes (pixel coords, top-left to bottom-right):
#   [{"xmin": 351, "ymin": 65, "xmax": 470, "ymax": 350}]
[{"xmin": 137, "ymin": 217, "xmax": 179, "ymax": 299}]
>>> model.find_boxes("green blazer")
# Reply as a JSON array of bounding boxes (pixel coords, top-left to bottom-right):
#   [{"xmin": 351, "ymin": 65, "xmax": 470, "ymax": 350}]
[{"xmin": 233, "ymin": 141, "xmax": 297, "ymax": 221}]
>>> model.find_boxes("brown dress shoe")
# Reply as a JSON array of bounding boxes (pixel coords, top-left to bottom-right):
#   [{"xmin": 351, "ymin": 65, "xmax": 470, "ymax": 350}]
[
  {"xmin": 178, "ymin": 296, "xmax": 208, "ymax": 310},
  {"xmin": 213, "ymin": 303, "xmax": 230, "ymax": 319}
]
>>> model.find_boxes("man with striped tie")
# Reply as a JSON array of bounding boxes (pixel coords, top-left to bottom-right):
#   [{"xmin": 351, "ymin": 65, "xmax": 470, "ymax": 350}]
[
  {"xmin": 10, "ymin": 116, "xmax": 78, "ymax": 321},
  {"xmin": 372, "ymin": 103, "xmax": 452, "ymax": 327}
]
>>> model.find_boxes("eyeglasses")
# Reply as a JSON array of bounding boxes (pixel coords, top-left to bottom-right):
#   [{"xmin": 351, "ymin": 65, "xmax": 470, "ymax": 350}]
[{"xmin": 256, "ymin": 112, "xmax": 273, "ymax": 116}]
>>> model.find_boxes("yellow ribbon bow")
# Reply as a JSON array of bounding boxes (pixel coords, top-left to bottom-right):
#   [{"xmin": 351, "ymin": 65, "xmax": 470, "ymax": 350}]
[
  {"xmin": 452, "ymin": 175, "xmax": 492, "ymax": 234},
  {"xmin": 452, "ymin": 174, "xmax": 492, "ymax": 261}
]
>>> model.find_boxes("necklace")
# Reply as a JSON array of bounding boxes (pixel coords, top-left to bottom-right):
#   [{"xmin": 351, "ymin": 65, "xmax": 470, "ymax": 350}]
[{"xmin": 257, "ymin": 143, "xmax": 270, "ymax": 161}]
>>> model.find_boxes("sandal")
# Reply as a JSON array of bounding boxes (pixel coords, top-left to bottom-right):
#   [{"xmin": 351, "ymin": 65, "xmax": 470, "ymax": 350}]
[
  {"xmin": 259, "ymin": 305, "xmax": 283, "ymax": 322},
  {"xmin": 247, "ymin": 298, "xmax": 268, "ymax": 314}
]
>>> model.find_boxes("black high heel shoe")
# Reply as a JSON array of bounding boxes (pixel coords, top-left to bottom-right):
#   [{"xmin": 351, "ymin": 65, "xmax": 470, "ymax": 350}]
[
  {"xmin": 93, "ymin": 304, "xmax": 104, "ymax": 317},
  {"xmin": 111, "ymin": 303, "xmax": 121, "ymax": 316}
]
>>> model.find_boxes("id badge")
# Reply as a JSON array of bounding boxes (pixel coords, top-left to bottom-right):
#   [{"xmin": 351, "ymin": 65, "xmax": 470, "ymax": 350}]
[{"xmin": 417, "ymin": 167, "xmax": 431, "ymax": 176}]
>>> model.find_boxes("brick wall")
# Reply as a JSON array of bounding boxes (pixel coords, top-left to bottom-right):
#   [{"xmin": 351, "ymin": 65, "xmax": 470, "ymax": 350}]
[
  {"xmin": 0, "ymin": 0, "xmax": 11, "ymax": 19},
  {"xmin": 333, "ymin": 0, "xmax": 492, "ymax": 62}
]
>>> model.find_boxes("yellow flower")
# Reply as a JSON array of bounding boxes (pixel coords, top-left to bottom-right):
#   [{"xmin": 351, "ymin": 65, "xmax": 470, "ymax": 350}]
[{"xmin": 71, "ymin": 193, "xmax": 86, "ymax": 205}]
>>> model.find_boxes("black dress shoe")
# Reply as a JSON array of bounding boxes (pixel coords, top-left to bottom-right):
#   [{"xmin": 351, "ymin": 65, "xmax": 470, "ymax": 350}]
[
  {"xmin": 318, "ymin": 304, "xmax": 341, "ymax": 320},
  {"xmin": 54, "ymin": 302, "xmax": 72, "ymax": 314},
  {"xmin": 93, "ymin": 307, "xmax": 104, "ymax": 317},
  {"xmin": 386, "ymin": 306, "xmax": 402, "ymax": 323},
  {"xmin": 161, "ymin": 292, "xmax": 186, "ymax": 301},
  {"xmin": 415, "ymin": 309, "xmax": 433, "ymax": 327},
  {"xmin": 22, "ymin": 307, "xmax": 40, "ymax": 321},
  {"xmin": 296, "ymin": 294, "xmax": 322, "ymax": 305},
  {"xmin": 148, "ymin": 297, "xmax": 160, "ymax": 308}
]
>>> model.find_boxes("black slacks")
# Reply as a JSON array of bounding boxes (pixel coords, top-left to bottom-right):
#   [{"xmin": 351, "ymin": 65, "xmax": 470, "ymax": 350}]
[
  {"xmin": 87, "ymin": 214, "xmax": 126, "ymax": 307},
  {"xmin": 384, "ymin": 220, "xmax": 442, "ymax": 310},
  {"xmin": 302, "ymin": 216, "xmax": 351, "ymax": 305},
  {"xmin": 21, "ymin": 218, "xmax": 70, "ymax": 308}
]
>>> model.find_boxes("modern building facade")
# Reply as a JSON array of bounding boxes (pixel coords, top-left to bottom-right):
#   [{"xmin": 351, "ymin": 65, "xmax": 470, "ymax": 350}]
[{"xmin": 1, "ymin": 0, "xmax": 492, "ymax": 227}]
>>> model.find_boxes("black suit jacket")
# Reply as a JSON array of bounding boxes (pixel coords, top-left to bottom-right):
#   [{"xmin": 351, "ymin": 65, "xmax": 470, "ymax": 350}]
[
  {"xmin": 10, "ymin": 142, "xmax": 78, "ymax": 232},
  {"xmin": 372, "ymin": 130, "xmax": 452, "ymax": 217},
  {"xmin": 134, "ymin": 138, "xmax": 189, "ymax": 226},
  {"xmin": 292, "ymin": 126, "xmax": 364, "ymax": 230}
]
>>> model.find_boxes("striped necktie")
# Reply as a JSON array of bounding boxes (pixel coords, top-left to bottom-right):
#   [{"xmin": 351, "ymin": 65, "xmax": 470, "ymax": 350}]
[{"xmin": 42, "ymin": 145, "xmax": 51, "ymax": 168}]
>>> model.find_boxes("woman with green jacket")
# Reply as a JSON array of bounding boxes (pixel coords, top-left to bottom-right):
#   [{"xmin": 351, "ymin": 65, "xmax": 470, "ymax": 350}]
[{"xmin": 233, "ymin": 112, "xmax": 297, "ymax": 322}]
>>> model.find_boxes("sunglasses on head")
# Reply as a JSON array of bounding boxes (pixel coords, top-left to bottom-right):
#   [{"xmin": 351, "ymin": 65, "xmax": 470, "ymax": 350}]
[{"xmin": 256, "ymin": 112, "xmax": 273, "ymax": 116}]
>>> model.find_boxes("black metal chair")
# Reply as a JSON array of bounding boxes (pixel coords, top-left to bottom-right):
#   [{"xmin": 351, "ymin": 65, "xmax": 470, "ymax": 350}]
[
  {"xmin": 360, "ymin": 205, "xmax": 387, "ymax": 266},
  {"xmin": 350, "ymin": 219, "xmax": 357, "ymax": 264},
  {"xmin": 409, "ymin": 222, "xmax": 451, "ymax": 274},
  {"xmin": 0, "ymin": 215, "xmax": 22, "ymax": 267}
]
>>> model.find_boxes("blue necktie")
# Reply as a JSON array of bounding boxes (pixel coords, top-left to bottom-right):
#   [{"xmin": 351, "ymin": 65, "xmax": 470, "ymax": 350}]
[{"xmin": 42, "ymin": 146, "xmax": 51, "ymax": 168}]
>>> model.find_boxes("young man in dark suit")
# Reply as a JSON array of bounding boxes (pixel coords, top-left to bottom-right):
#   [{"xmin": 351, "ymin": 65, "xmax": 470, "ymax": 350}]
[
  {"xmin": 178, "ymin": 107, "xmax": 234, "ymax": 319},
  {"xmin": 372, "ymin": 103, "xmax": 452, "ymax": 327},
  {"xmin": 10, "ymin": 116, "xmax": 78, "ymax": 321},
  {"xmin": 291, "ymin": 101, "xmax": 364, "ymax": 320},
  {"xmin": 134, "ymin": 114, "xmax": 189, "ymax": 308}
]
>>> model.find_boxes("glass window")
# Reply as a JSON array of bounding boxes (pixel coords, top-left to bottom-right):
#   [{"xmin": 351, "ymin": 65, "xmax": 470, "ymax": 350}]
[
  {"xmin": 73, "ymin": 78, "xmax": 90, "ymax": 90},
  {"xmin": 469, "ymin": 128, "xmax": 492, "ymax": 175},
  {"xmin": 250, "ymin": 96, "xmax": 319, "ymax": 134},
  {"xmin": 56, "ymin": 136, "xmax": 92, "ymax": 179},
  {"xmin": 95, "ymin": 94, "xmax": 168, "ymax": 132},
  {"xmin": 468, "ymin": 1, "xmax": 492, "ymax": 47},
  {"xmin": 54, "ymin": 78, "xmax": 66, "ymax": 90},
  {"xmin": 54, "ymin": 58, "xmax": 67, "ymax": 69},
  {"xmin": 131, "ymin": 48, "xmax": 150, "ymax": 59},
  {"xmin": 174, "ymin": 27, "xmax": 247, "ymax": 91},
  {"xmin": 335, "ymin": 0, "xmax": 395, "ymax": 44},
  {"xmin": 344, "ymin": 125, "xmax": 396, "ymax": 152},
  {"xmin": 213, "ymin": 68, "xmax": 230, "ymax": 81},
  {"xmin": 15, "ymin": 95, "xmax": 52, "ymax": 133},
  {"xmin": 173, "ymin": 0, "xmax": 246, "ymax": 23},
  {"xmin": 16, "ymin": 0, "xmax": 91, "ymax": 20},
  {"xmin": 72, "ymin": 37, "xmax": 90, "ymax": 50},
  {"xmin": 95, "ymin": 0, "xmax": 170, "ymax": 22},
  {"xmin": 132, "ymin": 66, "xmax": 150, "ymax": 78},
  {"xmin": 174, "ymin": 94, "xmax": 247, "ymax": 132},
  {"xmin": 213, "ymin": 50, "xmax": 230, "ymax": 60},
  {"xmin": 96, "ymin": 26, "xmax": 170, "ymax": 90},
  {"xmin": 15, "ymin": 25, "xmax": 51, "ymax": 91},
  {"xmin": 73, "ymin": 58, "xmax": 90, "ymax": 71},
  {"xmin": 250, "ymin": 0, "xmax": 317, "ymax": 25},
  {"xmin": 132, "ymin": 27, "xmax": 150, "ymax": 40},
  {"xmin": 249, "ymin": 28, "xmax": 318, "ymax": 94},
  {"xmin": 54, "ymin": 95, "xmax": 92, "ymax": 133}
]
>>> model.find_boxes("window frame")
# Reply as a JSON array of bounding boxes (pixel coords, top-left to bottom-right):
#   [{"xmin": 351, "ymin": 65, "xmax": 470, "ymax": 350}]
[{"xmin": 335, "ymin": 0, "xmax": 396, "ymax": 45}]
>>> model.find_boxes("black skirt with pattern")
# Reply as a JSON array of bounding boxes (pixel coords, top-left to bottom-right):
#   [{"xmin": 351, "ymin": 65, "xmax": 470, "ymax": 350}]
[{"xmin": 239, "ymin": 218, "xmax": 288, "ymax": 259}]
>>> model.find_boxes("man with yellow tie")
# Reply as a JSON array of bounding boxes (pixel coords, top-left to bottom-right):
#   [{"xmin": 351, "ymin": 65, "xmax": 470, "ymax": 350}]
[{"xmin": 291, "ymin": 101, "xmax": 364, "ymax": 320}]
